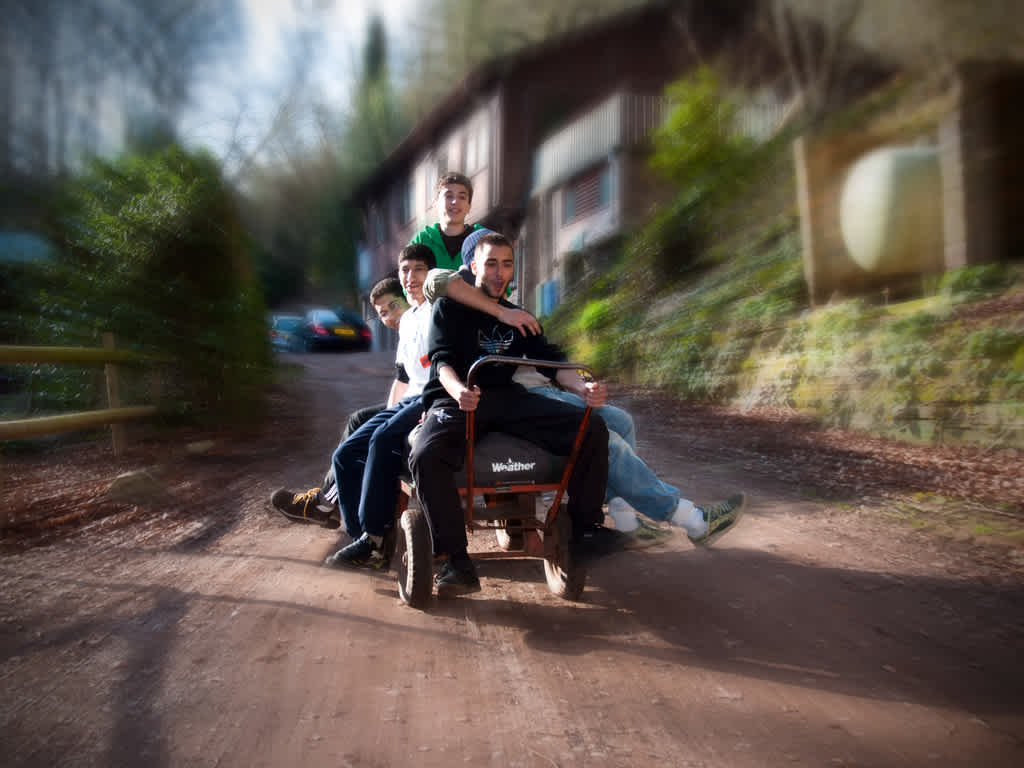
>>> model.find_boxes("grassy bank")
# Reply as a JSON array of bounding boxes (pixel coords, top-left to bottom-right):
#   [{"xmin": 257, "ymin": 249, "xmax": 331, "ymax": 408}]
[{"xmin": 549, "ymin": 216, "xmax": 1024, "ymax": 451}]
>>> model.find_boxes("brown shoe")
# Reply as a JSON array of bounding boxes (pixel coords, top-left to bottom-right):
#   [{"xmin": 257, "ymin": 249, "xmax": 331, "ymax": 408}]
[{"xmin": 270, "ymin": 487, "xmax": 335, "ymax": 525}]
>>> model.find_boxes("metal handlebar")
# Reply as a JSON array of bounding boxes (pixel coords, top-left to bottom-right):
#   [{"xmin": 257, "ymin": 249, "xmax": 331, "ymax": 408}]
[{"xmin": 466, "ymin": 355, "xmax": 596, "ymax": 389}]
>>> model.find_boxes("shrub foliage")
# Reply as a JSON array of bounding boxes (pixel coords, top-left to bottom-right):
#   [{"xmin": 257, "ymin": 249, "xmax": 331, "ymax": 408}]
[{"xmin": 33, "ymin": 145, "xmax": 271, "ymax": 425}]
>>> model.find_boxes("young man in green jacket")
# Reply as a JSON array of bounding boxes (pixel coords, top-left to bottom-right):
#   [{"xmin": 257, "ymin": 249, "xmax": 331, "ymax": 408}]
[{"xmin": 409, "ymin": 172, "xmax": 482, "ymax": 270}]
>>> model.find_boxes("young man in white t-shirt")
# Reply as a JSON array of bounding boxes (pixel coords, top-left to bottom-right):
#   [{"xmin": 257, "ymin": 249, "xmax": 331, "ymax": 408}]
[
  {"xmin": 271, "ymin": 276, "xmax": 410, "ymax": 526},
  {"xmin": 323, "ymin": 244, "xmax": 437, "ymax": 569}
]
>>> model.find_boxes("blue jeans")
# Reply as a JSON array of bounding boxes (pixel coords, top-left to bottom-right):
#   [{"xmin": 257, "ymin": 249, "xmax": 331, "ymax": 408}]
[
  {"xmin": 333, "ymin": 396, "xmax": 423, "ymax": 538},
  {"xmin": 528, "ymin": 386, "xmax": 681, "ymax": 521}
]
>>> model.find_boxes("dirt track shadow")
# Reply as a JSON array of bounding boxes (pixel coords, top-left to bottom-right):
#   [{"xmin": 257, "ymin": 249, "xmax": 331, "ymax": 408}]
[{"xmin": 432, "ymin": 547, "xmax": 1024, "ymax": 720}]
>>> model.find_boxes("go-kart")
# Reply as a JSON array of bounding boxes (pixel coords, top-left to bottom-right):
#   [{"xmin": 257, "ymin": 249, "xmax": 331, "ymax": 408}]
[{"xmin": 392, "ymin": 356, "xmax": 597, "ymax": 609}]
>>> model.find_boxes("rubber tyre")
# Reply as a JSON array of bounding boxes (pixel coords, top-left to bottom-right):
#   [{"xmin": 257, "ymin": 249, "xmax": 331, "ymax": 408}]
[
  {"xmin": 395, "ymin": 507, "xmax": 432, "ymax": 609},
  {"xmin": 543, "ymin": 506, "xmax": 586, "ymax": 601},
  {"xmin": 494, "ymin": 524, "xmax": 524, "ymax": 551}
]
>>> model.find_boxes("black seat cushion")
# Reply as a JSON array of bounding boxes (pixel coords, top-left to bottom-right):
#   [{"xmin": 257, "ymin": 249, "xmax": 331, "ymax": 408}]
[
  {"xmin": 456, "ymin": 432, "xmax": 565, "ymax": 488},
  {"xmin": 405, "ymin": 426, "xmax": 566, "ymax": 488}
]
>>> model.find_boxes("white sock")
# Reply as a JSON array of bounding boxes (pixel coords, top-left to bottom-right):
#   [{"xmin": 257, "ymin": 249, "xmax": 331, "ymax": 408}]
[
  {"xmin": 368, "ymin": 533, "xmax": 383, "ymax": 546},
  {"xmin": 670, "ymin": 499, "xmax": 706, "ymax": 537},
  {"xmin": 607, "ymin": 498, "xmax": 640, "ymax": 532}
]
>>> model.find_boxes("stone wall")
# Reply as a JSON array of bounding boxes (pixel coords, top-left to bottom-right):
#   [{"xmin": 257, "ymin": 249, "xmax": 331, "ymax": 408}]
[{"xmin": 727, "ymin": 292, "xmax": 1024, "ymax": 450}]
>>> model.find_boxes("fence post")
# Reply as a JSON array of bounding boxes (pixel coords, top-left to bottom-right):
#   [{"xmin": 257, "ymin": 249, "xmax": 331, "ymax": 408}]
[
  {"xmin": 149, "ymin": 369, "xmax": 163, "ymax": 407},
  {"xmin": 102, "ymin": 332, "xmax": 125, "ymax": 456}
]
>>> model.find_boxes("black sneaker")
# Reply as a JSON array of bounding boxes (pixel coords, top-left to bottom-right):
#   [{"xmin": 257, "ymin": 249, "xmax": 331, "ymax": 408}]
[
  {"xmin": 434, "ymin": 559, "xmax": 453, "ymax": 585},
  {"xmin": 689, "ymin": 493, "xmax": 747, "ymax": 547},
  {"xmin": 271, "ymin": 487, "xmax": 336, "ymax": 526},
  {"xmin": 570, "ymin": 523, "xmax": 630, "ymax": 564},
  {"xmin": 435, "ymin": 557, "xmax": 481, "ymax": 598},
  {"xmin": 323, "ymin": 533, "xmax": 388, "ymax": 570}
]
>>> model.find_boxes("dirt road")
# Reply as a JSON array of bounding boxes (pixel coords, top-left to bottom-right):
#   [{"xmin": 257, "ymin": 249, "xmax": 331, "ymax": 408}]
[{"xmin": 1, "ymin": 350, "xmax": 1022, "ymax": 767}]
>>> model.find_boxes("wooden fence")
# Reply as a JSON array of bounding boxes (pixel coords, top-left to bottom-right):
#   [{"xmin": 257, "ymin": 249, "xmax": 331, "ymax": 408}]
[{"xmin": 0, "ymin": 333, "xmax": 163, "ymax": 454}]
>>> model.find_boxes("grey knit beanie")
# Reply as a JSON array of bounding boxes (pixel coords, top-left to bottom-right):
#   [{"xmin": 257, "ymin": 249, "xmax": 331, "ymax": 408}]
[{"xmin": 460, "ymin": 227, "xmax": 496, "ymax": 266}]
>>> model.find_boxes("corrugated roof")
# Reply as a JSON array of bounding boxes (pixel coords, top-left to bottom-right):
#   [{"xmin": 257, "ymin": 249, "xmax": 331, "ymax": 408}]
[{"xmin": 352, "ymin": 0, "xmax": 681, "ymax": 199}]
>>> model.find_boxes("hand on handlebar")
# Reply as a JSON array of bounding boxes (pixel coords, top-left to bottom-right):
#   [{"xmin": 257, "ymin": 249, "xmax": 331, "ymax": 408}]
[
  {"xmin": 498, "ymin": 307, "xmax": 542, "ymax": 336},
  {"xmin": 458, "ymin": 384, "xmax": 481, "ymax": 412},
  {"xmin": 582, "ymin": 380, "xmax": 607, "ymax": 409}
]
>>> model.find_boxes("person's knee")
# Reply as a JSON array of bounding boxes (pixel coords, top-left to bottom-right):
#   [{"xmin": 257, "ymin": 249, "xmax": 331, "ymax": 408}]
[
  {"xmin": 371, "ymin": 420, "xmax": 406, "ymax": 451},
  {"xmin": 331, "ymin": 444, "xmax": 345, "ymax": 469},
  {"xmin": 410, "ymin": 435, "xmax": 460, "ymax": 479},
  {"xmin": 409, "ymin": 442, "xmax": 432, "ymax": 476},
  {"xmin": 598, "ymin": 404, "xmax": 634, "ymax": 438},
  {"xmin": 607, "ymin": 430, "xmax": 629, "ymax": 457},
  {"xmin": 336, "ymin": 439, "xmax": 364, "ymax": 474}
]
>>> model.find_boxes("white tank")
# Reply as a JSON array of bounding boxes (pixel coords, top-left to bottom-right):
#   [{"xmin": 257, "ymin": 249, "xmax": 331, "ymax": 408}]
[{"xmin": 839, "ymin": 146, "xmax": 943, "ymax": 275}]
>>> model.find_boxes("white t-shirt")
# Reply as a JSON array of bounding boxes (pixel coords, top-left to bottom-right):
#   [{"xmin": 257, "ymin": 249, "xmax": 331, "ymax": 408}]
[{"xmin": 395, "ymin": 301, "xmax": 432, "ymax": 397}]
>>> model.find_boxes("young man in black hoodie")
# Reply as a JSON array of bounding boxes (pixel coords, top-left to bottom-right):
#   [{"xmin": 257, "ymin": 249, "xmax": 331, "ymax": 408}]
[{"xmin": 410, "ymin": 232, "xmax": 614, "ymax": 597}]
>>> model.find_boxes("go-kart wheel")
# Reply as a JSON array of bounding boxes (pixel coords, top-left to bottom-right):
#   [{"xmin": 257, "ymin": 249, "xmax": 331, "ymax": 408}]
[
  {"xmin": 543, "ymin": 506, "xmax": 585, "ymax": 601},
  {"xmin": 395, "ymin": 507, "xmax": 432, "ymax": 608},
  {"xmin": 494, "ymin": 523, "xmax": 524, "ymax": 551}
]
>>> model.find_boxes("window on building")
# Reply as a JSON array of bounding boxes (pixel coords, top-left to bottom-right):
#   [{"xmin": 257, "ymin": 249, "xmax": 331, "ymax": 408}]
[
  {"xmin": 464, "ymin": 115, "xmax": 489, "ymax": 173},
  {"xmin": 372, "ymin": 207, "xmax": 384, "ymax": 243},
  {"xmin": 465, "ymin": 131, "xmax": 477, "ymax": 173},
  {"xmin": 425, "ymin": 161, "xmax": 443, "ymax": 208},
  {"xmin": 562, "ymin": 186, "xmax": 576, "ymax": 225},
  {"xmin": 395, "ymin": 179, "xmax": 411, "ymax": 225},
  {"xmin": 599, "ymin": 164, "xmax": 613, "ymax": 206},
  {"xmin": 478, "ymin": 117, "xmax": 489, "ymax": 169},
  {"xmin": 562, "ymin": 163, "xmax": 612, "ymax": 225}
]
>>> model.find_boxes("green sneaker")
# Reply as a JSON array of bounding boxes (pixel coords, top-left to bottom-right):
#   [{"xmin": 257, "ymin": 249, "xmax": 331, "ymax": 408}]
[
  {"xmin": 622, "ymin": 518, "xmax": 673, "ymax": 550},
  {"xmin": 688, "ymin": 493, "xmax": 747, "ymax": 547}
]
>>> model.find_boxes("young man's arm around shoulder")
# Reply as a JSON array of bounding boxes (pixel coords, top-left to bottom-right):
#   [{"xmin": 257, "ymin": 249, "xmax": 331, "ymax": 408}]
[{"xmin": 425, "ymin": 267, "xmax": 541, "ymax": 336}]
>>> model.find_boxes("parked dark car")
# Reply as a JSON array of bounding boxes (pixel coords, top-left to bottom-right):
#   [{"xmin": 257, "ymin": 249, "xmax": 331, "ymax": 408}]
[
  {"xmin": 290, "ymin": 308, "xmax": 371, "ymax": 352},
  {"xmin": 333, "ymin": 307, "xmax": 373, "ymax": 339},
  {"xmin": 268, "ymin": 314, "xmax": 304, "ymax": 351}
]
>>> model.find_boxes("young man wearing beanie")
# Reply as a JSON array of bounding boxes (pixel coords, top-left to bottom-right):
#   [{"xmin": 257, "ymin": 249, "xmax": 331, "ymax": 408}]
[{"xmin": 423, "ymin": 233, "xmax": 747, "ymax": 549}]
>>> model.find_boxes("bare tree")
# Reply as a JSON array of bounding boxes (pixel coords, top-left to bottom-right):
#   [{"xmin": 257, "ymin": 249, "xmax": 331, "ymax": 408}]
[
  {"xmin": 761, "ymin": 0, "xmax": 865, "ymax": 126},
  {"xmin": 845, "ymin": 0, "xmax": 1024, "ymax": 82},
  {"xmin": 0, "ymin": 0, "xmax": 242, "ymax": 178},
  {"xmin": 397, "ymin": 0, "xmax": 648, "ymax": 120}
]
